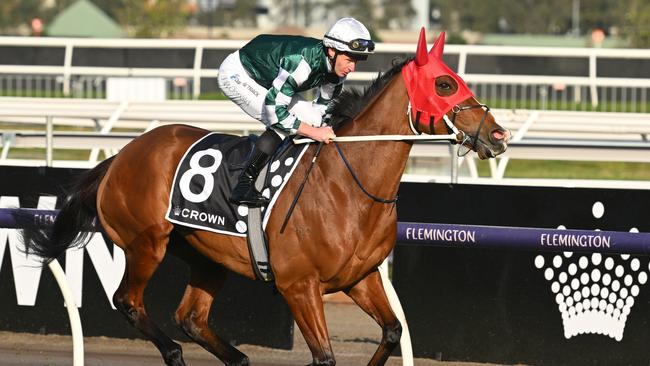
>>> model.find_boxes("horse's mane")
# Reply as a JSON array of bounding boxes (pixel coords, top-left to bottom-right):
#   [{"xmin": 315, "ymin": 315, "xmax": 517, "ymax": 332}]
[{"xmin": 328, "ymin": 57, "xmax": 413, "ymax": 130}]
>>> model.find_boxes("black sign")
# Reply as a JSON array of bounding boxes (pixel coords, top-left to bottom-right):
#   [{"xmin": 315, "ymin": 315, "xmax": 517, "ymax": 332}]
[{"xmin": 394, "ymin": 183, "xmax": 650, "ymax": 366}]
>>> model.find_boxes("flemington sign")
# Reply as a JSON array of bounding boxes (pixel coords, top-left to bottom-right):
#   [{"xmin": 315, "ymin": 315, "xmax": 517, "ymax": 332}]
[
  {"xmin": 397, "ymin": 222, "xmax": 650, "ymax": 255},
  {"xmin": 398, "ymin": 221, "xmax": 650, "ymax": 344}
]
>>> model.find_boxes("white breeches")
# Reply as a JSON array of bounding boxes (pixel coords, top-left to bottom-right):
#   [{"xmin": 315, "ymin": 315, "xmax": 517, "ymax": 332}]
[{"xmin": 217, "ymin": 51, "xmax": 323, "ymax": 136}]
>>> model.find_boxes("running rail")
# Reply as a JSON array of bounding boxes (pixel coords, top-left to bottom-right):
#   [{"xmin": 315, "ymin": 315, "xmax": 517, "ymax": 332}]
[
  {"xmin": 0, "ymin": 208, "xmax": 84, "ymax": 366},
  {"xmin": 397, "ymin": 222, "xmax": 650, "ymax": 255},
  {"xmin": 47, "ymin": 260, "xmax": 84, "ymax": 366}
]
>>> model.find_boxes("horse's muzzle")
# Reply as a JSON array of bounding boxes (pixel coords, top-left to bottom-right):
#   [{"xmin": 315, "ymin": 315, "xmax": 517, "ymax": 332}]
[{"xmin": 479, "ymin": 128, "xmax": 511, "ymax": 159}]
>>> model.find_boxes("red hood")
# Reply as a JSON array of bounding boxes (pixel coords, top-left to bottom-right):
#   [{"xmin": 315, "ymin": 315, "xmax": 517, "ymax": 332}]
[{"xmin": 402, "ymin": 29, "xmax": 474, "ymax": 133}]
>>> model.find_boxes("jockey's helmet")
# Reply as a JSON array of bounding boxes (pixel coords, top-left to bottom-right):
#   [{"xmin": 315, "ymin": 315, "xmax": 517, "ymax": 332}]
[{"xmin": 323, "ymin": 18, "xmax": 375, "ymax": 61}]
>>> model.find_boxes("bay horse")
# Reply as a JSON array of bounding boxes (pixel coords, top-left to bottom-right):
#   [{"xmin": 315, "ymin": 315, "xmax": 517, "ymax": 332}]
[{"xmin": 23, "ymin": 30, "xmax": 509, "ymax": 366}]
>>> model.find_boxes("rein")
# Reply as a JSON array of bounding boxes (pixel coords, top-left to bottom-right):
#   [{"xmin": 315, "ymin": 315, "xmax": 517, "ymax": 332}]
[
  {"xmin": 280, "ymin": 142, "xmax": 324, "ymax": 234},
  {"xmin": 333, "ymin": 142, "xmax": 397, "ymax": 204},
  {"xmin": 282, "ymin": 101, "xmax": 489, "ymax": 228}
]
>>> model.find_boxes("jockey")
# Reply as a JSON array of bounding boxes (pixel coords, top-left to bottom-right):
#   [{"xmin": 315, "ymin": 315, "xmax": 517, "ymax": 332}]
[{"xmin": 218, "ymin": 17, "xmax": 375, "ymax": 207}]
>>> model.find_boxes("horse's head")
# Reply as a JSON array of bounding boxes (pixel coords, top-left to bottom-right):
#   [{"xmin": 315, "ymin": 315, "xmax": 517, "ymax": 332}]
[{"xmin": 402, "ymin": 28, "xmax": 510, "ymax": 159}]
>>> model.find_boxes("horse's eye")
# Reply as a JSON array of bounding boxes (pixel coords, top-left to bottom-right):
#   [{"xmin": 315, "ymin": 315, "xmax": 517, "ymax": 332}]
[{"xmin": 437, "ymin": 82, "xmax": 451, "ymax": 90}]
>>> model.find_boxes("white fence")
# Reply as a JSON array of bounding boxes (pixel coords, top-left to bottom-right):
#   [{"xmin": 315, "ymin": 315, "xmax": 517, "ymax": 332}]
[
  {"xmin": 1, "ymin": 37, "xmax": 650, "ymax": 111},
  {"xmin": 0, "ymin": 97, "xmax": 648, "ymax": 187}
]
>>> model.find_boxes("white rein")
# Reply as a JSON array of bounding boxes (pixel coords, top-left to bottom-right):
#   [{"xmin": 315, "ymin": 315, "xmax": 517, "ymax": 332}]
[{"xmin": 293, "ymin": 103, "xmax": 465, "ymax": 145}]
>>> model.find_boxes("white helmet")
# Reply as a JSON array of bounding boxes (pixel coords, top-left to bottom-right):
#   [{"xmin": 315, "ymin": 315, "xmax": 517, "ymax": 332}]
[{"xmin": 323, "ymin": 17, "xmax": 375, "ymax": 60}]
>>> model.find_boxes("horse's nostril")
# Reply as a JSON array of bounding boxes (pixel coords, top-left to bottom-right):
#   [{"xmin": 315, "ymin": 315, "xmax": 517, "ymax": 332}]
[{"xmin": 491, "ymin": 129, "xmax": 507, "ymax": 141}]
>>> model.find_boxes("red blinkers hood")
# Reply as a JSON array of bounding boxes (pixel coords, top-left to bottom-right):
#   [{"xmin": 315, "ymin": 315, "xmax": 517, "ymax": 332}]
[{"xmin": 402, "ymin": 28, "xmax": 474, "ymax": 130}]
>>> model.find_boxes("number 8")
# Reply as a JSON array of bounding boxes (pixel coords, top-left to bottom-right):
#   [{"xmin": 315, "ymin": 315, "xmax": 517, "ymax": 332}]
[{"xmin": 179, "ymin": 148, "xmax": 223, "ymax": 203}]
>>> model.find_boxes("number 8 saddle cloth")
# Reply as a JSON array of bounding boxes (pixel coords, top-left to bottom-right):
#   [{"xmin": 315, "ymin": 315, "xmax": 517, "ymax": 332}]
[{"xmin": 165, "ymin": 132, "xmax": 309, "ymax": 236}]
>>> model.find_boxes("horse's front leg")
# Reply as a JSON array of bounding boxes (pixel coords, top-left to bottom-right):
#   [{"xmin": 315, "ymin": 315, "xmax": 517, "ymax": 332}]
[
  {"xmin": 281, "ymin": 278, "xmax": 335, "ymax": 366},
  {"xmin": 345, "ymin": 269, "xmax": 402, "ymax": 366}
]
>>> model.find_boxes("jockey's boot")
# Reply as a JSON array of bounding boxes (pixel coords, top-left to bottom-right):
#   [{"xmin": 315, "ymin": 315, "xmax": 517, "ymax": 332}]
[
  {"xmin": 230, "ymin": 129, "xmax": 282, "ymax": 206},
  {"xmin": 230, "ymin": 148, "xmax": 272, "ymax": 206}
]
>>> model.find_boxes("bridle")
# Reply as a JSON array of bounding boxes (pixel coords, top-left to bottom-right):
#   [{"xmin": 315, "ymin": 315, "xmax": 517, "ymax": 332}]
[
  {"xmin": 286, "ymin": 97, "xmax": 494, "ymax": 216},
  {"xmin": 288, "ymin": 101, "xmax": 494, "ymax": 204},
  {"xmin": 332, "ymin": 101, "xmax": 491, "ymax": 205},
  {"xmin": 408, "ymin": 101, "xmax": 491, "ymax": 157}
]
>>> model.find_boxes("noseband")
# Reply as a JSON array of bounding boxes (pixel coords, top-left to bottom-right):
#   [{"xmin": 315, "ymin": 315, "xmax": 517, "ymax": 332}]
[
  {"xmin": 450, "ymin": 104, "xmax": 490, "ymax": 156},
  {"xmin": 408, "ymin": 102, "xmax": 490, "ymax": 157}
]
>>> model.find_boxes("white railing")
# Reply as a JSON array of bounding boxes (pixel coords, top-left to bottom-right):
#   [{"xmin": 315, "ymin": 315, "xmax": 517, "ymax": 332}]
[
  {"xmin": 1, "ymin": 36, "xmax": 650, "ymax": 111},
  {"xmin": 0, "ymin": 97, "xmax": 648, "ymax": 181}
]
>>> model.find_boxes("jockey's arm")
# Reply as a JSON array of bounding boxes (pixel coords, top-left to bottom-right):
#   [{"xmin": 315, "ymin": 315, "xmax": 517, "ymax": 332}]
[
  {"xmin": 263, "ymin": 54, "xmax": 337, "ymax": 143},
  {"xmin": 301, "ymin": 76, "xmax": 343, "ymax": 143},
  {"xmin": 297, "ymin": 122, "xmax": 335, "ymax": 144}
]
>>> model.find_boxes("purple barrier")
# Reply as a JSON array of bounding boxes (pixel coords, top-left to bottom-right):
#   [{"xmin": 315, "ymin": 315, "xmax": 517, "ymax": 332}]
[
  {"xmin": 397, "ymin": 221, "xmax": 650, "ymax": 255},
  {"xmin": 0, "ymin": 208, "xmax": 57, "ymax": 228},
  {"xmin": 4, "ymin": 209, "xmax": 650, "ymax": 255}
]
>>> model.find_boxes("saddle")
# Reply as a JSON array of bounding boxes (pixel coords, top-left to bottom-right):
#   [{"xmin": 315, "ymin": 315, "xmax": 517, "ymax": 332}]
[{"xmin": 165, "ymin": 133, "xmax": 309, "ymax": 281}]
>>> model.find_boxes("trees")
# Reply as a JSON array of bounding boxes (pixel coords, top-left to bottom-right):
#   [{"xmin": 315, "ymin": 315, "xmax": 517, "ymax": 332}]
[
  {"xmin": 42, "ymin": 0, "xmax": 188, "ymax": 38},
  {"xmin": 379, "ymin": 0, "xmax": 416, "ymax": 29},
  {"xmin": 432, "ymin": 0, "xmax": 573, "ymax": 34},
  {"xmin": 0, "ymin": 0, "xmax": 43, "ymax": 33},
  {"xmin": 196, "ymin": 0, "xmax": 259, "ymax": 28},
  {"xmin": 115, "ymin": 0, "xmax": 190, "ymax": 38},
  {"xmin": 0, "ymin": 0, "xmax": 647, "ymax": 47},
  {"xmin": 622, "ymin": 0, "xmax": 650, "ymax": 48},
  {"xmin": 46, "ymin": 0, "xmax": 127, "ymax": 21}
]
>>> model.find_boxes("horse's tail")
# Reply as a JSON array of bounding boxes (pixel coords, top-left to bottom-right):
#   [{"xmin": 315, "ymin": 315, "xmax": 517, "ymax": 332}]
[{"xmin": 21, "ymin": 156, "xmax": 115, "ymax": 262}]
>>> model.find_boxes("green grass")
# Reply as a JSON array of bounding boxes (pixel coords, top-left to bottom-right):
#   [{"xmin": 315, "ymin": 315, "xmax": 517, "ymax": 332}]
[
  {"xmin": 0, "ymin": 90, "xmax": 72, "ymax": 98},
  {"xmin": 198, "ymin": 91, "xmax": 229, "ymax": 100},
  {"xmin": 2, "ymin": 88, "xmax": 647, "ymax": 111},
  {"xmin": 476, "ymin": 160, "xmax": 650, "ymax": 180},
  {"xmin": 5, "ymin": 148, "xmax": 107, "ymax": 161},
  {"xmin": 482, "ymin": 97, "xmax": 650, "ymax": 113}
]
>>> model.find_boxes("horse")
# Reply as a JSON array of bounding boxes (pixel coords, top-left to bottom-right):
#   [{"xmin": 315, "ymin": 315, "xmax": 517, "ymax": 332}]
[{"xmin": 22, "ymin": 30, "xmax": 510, "ymax": 366}]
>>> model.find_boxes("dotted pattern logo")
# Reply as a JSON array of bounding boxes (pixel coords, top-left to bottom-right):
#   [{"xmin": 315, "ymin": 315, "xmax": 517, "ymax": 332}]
[
  {"xmin": 233, "ymin": 152, "xmax": 306, "ymax": 234},
  {"xmin": 534, "ymin": 201, "xmax": 645, "ymax": 341},
  {"xmin": 535, "ymin": 252, "xmax": 647, "ymax": 341}
]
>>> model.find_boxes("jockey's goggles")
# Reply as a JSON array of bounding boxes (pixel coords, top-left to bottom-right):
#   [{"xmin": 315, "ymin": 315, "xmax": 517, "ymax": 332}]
[{"xmin": 324, "ymin": 35, "xmax": 375, "ymax": 52}]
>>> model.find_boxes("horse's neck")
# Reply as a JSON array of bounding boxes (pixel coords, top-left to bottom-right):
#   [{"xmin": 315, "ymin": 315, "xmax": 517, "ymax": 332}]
[
  {"xmin": 334, "ymin": 76, "xmax": 413, "ymax": 201},
  {"xmin": 341, "ymin": 76, "xmax": 411, "ymax": 137}
]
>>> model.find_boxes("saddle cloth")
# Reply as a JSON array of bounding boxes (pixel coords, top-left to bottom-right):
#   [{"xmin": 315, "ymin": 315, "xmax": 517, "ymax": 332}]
[{"xmin": 165, "ymin": 132, "xmax": 309, "ymax": 236}]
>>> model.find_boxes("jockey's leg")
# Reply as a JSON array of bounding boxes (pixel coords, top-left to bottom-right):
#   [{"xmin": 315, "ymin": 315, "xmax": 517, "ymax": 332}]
[
  {"xmin": 230, "ymin": 129, "xmax": 282, "ymax": 206},
  {"xmin": 229, "ymin": 97, "xmax": 324, "ymax": 206},
  {"xmin": 345, "ymin": 270, "xmax": 402, "ymax": 366},
  {"xmin": 217, "ymin": 51, "xmax": 267, "ymax": 121},
  {"xmin": 218, "ymin": 51, "xmax": 324, "ymax": 206}
]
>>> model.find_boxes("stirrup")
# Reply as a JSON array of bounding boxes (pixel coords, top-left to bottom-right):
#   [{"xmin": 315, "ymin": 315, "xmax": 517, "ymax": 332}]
[
  {"xmin": 230, "ymin": 176, "xmax": 270, "ymax": 206},
  {"xmin": 231, "ymin": 190, "xmax": 269, "ymax": 206}
]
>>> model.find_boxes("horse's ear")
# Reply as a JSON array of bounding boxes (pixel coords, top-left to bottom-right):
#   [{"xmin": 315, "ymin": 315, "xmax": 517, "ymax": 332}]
[
  {"xmin": 415, "ymin": 27, "xmax": 428, "ymax": 67},
  {"xmin": 430, "ymin": 31, "xmax": 446, "ymax": 59}
]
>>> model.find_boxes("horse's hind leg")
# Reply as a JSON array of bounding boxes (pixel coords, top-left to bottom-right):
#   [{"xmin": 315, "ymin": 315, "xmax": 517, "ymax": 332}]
[
  {"xmin": 345, "ymin": 270, "xmax": 402, "ymax": 366},
  {"xmin": 170, "ymin": 235, "xmax": 249, "ymax": 366},
  {"xmin": 281, "ymin": 279, "xmax": 335, "ymax": 366},
  {"xmin": 112, "ymin": 223, "xmax": 186, "ymax": 366}
]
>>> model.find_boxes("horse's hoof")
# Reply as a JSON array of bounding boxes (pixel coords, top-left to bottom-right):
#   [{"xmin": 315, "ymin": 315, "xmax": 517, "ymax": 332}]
[
  {"xmin": 306, "ymin": 361, "xmax": 335, "ymax": 366},
  {"xmin": 164, "ymin": 348, "xmax": 186, "ymax": 366},
  {"xmin": 229, "ymin": 356, "xmax": 250, "ymax": 366}
]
